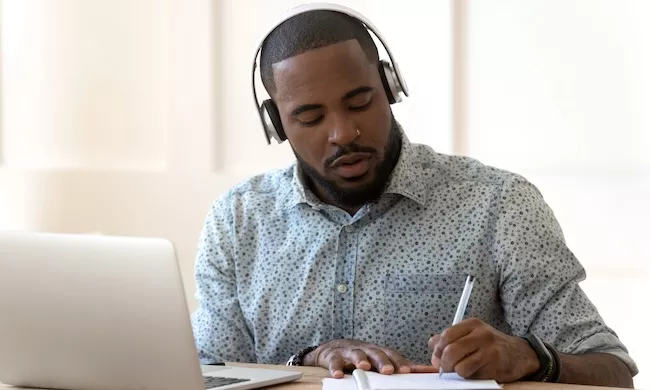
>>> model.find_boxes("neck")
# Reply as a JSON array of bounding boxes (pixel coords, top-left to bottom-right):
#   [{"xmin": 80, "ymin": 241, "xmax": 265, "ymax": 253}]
[{"xmin": 307, "ymin": 179, "xmax": 364, "ymax": 215}]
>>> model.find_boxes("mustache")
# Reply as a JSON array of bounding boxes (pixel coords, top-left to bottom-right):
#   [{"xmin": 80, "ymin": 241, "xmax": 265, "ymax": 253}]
[{"xmin": 325, "ymin": 143, "xmax": 377, "ymax": 167}]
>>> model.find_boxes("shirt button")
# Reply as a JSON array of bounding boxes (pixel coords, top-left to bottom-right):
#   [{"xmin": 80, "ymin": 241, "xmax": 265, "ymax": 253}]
[
  {"xmin": 345, "ymin": 225, "xmax": 355, "ymax": 233},
  {"xmin": 337, "ymin": 284, "xmax": 348, "ymax": 294}
]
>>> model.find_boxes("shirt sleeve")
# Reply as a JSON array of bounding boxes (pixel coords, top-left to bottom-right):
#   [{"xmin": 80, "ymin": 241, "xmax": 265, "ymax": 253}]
[
  {"xmin": 190, "ymin": 197, "xmax": 257, "ymax": 364},
  {"xmin": 494, "ymin": 177, "xmax": 638, "ymax": 376}
]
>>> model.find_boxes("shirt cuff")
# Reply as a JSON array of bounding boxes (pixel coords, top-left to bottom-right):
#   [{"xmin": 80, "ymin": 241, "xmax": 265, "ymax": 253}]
[{"xmin": 566, "ymin": 332, "xmax": 638, "ymax": 376}]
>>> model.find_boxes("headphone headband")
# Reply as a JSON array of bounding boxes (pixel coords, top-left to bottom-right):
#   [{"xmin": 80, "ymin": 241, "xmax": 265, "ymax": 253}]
[{"xmin": 251, "ymin": 2, "xmax": 408, "ymax": 144}]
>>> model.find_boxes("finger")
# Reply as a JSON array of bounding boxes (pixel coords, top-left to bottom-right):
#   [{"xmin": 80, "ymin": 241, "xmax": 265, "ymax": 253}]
[
  {"xmin": 328, "ymin": 354, "xmax": 346, "ymax": 379},
  {"xmin": 439, "ymin": 332, "xmax": 482, "ymax": 374},
  {"xmin": 410, "ymin": 364, "xmax": 438, "ymax": 373},
  {"xmin": 428, "ymin": 334, "xmax": 440, "ymax": 352},
  {"xmin": 364, "ymin": 348, "xmax": 395, "ymax": 375},
  {"xmin": 431, "ymin": 354, "xmax": 441, "ymax": 370},
  {"xmin": 344, "ymin": 348, "xmax": 372, "ymax": 371},
  {"xmin": 454, "ymin": 350, "xmax": 490, "ymax": 379},
  {"xmin": 434, "ymin": 318, "xmax": 482, "ymax": 358},
  {"xmin": 383, "ymin": 349, "xmax": 413, "ymax": 374}
]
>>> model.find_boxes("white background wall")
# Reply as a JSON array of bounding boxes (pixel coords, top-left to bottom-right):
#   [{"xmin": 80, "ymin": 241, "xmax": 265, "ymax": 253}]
[
  {"xmin": 464, "ymin": 1, "xmax": 649, "ymax": 385},
  {"xmin": 1, "ymin": 0, "xmax": 647, "ymax": 386},
  {"xmin": 0, "ymin": 0, "xmax": 454, "ymax": 310}
]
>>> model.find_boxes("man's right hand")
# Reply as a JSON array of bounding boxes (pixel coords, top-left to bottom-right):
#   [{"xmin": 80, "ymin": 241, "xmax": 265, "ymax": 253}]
[{"xmin": 302, "ymin": 339, "xmax": 436, "ymax": 378}]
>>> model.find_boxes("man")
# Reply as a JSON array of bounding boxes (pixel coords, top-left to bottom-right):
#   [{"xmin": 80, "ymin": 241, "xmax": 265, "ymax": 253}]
[{"xmin": 190, "ymin": 5, "xmax": 637, "ymax": 388}]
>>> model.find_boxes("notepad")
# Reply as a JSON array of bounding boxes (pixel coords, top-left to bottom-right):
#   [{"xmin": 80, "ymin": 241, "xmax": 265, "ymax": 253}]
[{"xmin": 322, "ymin": 371, "xmax": 502, "ymax": 390}]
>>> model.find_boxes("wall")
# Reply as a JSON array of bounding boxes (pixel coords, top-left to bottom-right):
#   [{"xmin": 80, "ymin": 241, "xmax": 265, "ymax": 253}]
[
  {"xmin": 464, "ymin": 0, "xmax": 650, "ymax": 385},
  {"xmin": 0, "ymin": 0, "xmax": 452, "ymax": 310}
]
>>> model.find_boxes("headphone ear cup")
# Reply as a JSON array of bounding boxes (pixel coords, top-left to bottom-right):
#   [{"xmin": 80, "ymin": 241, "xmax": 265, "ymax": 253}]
[
  {"xmin": 378, "ymin": 60, "xmax": 403, "ymax": 104},
  {"xmin": 260, "ymin": 99, "xmax": 287, "ymax": 143}
]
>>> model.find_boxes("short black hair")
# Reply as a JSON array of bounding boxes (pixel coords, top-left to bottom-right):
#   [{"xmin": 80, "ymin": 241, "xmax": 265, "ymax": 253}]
[{"xmin": 260, "ymin": 10, "xmax": 380, "ymax": 96}]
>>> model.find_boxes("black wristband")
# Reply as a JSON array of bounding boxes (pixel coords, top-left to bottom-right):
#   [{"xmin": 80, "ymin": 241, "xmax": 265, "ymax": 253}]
[
  {"xmin": 545, "ymin": 342, "xmax": 562, "ymax": 383},
  {"xmin": 286, "ymin": 345, "xmax": 319, "ymax": 366},
  {"xmin": 521, "ymin": 333, "xmax": 555, "ymax": 382}
]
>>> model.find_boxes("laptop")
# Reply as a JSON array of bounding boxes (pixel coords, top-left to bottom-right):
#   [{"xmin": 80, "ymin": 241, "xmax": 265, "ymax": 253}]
[{"xmin": 0, "ymin": 231, "xmax": 302, "ymax": 390}]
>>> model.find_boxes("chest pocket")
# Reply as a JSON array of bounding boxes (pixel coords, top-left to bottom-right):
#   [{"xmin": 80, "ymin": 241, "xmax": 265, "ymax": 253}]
[{"xmin": 383, "ymin": 273, "xmax": 468, "ymax": 364}]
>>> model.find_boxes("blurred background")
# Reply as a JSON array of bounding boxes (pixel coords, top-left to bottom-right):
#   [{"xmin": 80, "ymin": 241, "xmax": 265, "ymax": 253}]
[{"xmin": 0, "ymin": 0, "xmax": 647, "ymax": 386}]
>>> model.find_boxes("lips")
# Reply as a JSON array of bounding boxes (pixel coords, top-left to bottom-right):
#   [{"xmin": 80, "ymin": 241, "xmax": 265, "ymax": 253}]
[{"xmin": 330, "ymin": 153, "xmax": 372, "ymax": 178}]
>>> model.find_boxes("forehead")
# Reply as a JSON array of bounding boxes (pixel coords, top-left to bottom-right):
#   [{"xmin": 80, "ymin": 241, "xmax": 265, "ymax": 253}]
[{"xmin": 271, "ymin": 39, "xmax": 375, "ymax": 104}]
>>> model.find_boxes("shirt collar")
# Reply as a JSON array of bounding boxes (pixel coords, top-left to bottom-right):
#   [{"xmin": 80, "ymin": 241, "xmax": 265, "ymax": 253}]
[
  {"xmin": 279, "ymin": 125, "xmax": 428, "ymax": 210},
  {"xmin": 383, "ymin": 126, "xmax": 428, "ymax": 206},
  {"xmin": 279, "ymin": 163, "xmax": 318, "ymax": 210}
]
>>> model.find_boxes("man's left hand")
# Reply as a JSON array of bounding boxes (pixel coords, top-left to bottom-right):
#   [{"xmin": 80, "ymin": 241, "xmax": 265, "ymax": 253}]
[{"xmin": 429, "ymin": 318, "xmax": 540, "ymax": 383}]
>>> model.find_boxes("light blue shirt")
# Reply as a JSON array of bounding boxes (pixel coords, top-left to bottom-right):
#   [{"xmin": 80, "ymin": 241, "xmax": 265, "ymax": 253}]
[{"xmin": 190, "ymin": 129, "xmax": 637, "ymax": 375}]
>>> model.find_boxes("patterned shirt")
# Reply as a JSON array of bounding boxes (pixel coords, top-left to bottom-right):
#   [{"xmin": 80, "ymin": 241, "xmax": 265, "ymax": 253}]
[{"xmin": 190, "ymin": 129, "xmax": 637, "ymax": 375}]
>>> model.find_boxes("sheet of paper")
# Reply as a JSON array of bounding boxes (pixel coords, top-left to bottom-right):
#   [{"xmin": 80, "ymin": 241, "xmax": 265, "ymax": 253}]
[{"xmin": 322, "ymin": 371, "xmax": 502, "ymax": 390}]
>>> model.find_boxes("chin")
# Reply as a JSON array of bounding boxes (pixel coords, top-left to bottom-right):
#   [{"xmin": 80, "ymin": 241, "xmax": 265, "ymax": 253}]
[{"xmin": 336, "ymin": 171, "xmax": 375, "ymax": 186}]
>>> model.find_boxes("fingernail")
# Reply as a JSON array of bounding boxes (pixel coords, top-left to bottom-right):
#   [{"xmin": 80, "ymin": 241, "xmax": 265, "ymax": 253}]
[
  {"xmin": 333, "ymin": 370, "xmax": 344, "ymax": 378},
  {"xmin": 399, "ymin": 366, "xmax": 411, "ymax": 373},
  {"xmin": 382, "ymin": 364, "xmax": 395, "ymax": 374},
  {"xmin": 359, "ymin": 360, "xmax": 371, "ymax": 369}
]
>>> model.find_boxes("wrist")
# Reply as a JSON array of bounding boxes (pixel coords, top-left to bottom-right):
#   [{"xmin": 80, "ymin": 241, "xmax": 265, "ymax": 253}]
[
  {"xmin": 286, "ymin": 345, "xmax": 319, "ymax": 366},
  {"xmin": 519, "ymin": 337, "xmax": 541, "ymax": 378},
  {"xmin": 520, "ymin": 333, "xmax": 558, "ymax": 382},
  {"xmin": 302, "ymin": 346, "xmax": 321, "ymax": 366}
]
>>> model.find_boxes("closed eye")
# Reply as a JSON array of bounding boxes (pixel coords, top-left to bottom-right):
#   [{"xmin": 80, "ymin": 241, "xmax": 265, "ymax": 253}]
[
  {"xmin": 350, "ymin": 99, "xmax": 373, "ymax": 112},
  {"xmin": 300, "ymin": 116, "xmax": 324, "ymax": 127}
]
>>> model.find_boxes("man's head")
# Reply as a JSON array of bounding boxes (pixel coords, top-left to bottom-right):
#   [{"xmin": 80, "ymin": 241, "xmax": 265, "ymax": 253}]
[{"xmin": 260, "ymin": 10, "xmax": 402, "ymax": 211}]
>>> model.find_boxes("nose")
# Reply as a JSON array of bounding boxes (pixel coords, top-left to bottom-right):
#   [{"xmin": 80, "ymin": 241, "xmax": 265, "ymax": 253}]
[{"xmin": 327, "ymin": 114, "xmax": 359, "ymax": 146}]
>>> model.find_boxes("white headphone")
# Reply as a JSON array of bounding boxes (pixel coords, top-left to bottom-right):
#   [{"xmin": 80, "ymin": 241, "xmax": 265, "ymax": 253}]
[{"xmin": 251, "ymin": 2, "xmax": 409, "ymax": 145}]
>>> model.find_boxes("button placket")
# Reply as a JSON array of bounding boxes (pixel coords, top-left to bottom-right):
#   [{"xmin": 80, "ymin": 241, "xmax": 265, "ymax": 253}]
[{"xmin": 332, "ymin": 222, "xmax": 361, "ymax": 340}]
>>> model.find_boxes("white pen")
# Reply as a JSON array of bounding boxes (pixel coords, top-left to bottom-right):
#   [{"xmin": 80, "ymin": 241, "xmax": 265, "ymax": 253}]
[
  {"xmin": 353, "ymin": 369, "xmax": 373, "ymax": 390},
  {"xmin": 438, "ymin": 274, "xmax": 475, "ymax": 378}
]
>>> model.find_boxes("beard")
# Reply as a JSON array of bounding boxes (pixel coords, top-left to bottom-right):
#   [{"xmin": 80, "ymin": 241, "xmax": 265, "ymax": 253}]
[{"xmin": 294, "ymin": 116, "xmax": 402, "ymax": 210}]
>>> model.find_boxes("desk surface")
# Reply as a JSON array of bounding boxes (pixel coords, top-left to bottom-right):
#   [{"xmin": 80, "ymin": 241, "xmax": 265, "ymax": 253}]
[
  {"xmin": 0, "ymin": 363, "xmax": 630, "ymax": 390},
  {"xmin": 228, "ymin": 363, "xmax": 628, "ymax": 390}
]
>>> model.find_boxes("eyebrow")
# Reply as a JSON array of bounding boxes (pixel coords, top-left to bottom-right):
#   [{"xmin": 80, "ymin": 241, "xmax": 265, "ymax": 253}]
[
  {"xmin": 289, "ymin": 86, "xmax": 375, "ymax": 117},
  {"xmin": 342, "ymin": 86, "xmax": 374, "ymax": 100},
  {"xmin": 291, "ymin": 104, "xmax": 322, "ymax": 117}
]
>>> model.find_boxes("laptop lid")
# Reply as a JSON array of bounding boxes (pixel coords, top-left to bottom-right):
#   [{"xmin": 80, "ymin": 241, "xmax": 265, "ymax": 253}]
[{"xmin": 0, "ymin": 231, "xmax": 206, "ymax": 390}]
